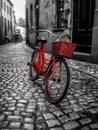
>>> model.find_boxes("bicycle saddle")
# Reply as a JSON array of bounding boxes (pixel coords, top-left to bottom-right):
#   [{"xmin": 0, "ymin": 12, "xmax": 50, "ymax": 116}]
[{"xmin": 37, "ymin": 37, "xmax": 47, "ymax": 44}]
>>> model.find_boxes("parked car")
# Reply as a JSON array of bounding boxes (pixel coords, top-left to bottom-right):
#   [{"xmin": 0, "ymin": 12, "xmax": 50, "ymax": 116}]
[
  {"xmin": 4, "ymin": 36, "xmax": 9, "ymax": 43},
  {"xmin": 14, "ymin": 29, "xmax": 21, "ymax": 42}
]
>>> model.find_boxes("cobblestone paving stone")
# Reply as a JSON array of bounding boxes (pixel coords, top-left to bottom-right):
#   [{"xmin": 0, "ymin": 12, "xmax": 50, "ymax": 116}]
[{"xmin": 0, "ymin": 42, "xmax": 98, "ymax": 130}]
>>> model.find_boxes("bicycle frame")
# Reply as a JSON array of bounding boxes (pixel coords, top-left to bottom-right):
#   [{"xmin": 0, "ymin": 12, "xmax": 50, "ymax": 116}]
[{"xmin": 32, "ymin": 43, "xmax": 56, "ymax": 75}]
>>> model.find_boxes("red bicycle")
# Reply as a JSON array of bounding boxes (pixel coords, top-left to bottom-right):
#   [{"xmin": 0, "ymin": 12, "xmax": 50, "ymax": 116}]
[{"xmin": 28, "ymin": 30, "xmax": 76, "ymax": 104}]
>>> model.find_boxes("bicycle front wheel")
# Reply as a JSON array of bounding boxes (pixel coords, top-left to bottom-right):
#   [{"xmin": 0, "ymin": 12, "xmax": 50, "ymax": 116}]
[
  {"xmin": 30, "ymin": 50, "xmax": 39, "ymax": 81},
  {"xmin": 45, "ymin": 57, "xmax": 70, "ymax": 104}
]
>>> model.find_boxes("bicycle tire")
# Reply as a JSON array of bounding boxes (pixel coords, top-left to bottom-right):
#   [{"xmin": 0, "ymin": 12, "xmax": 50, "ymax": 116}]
[
  {"xmin": 45, "ymin": 57, "xmax": 70, "ymax": 104},
  {"xmin": 30, "ymin": 50, "xmax": 39, "ymax": 81}
]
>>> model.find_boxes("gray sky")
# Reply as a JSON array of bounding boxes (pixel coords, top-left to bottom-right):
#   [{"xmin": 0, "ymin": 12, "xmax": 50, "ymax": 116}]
[{"xmin": 11, "ymin": 0, "xmax": 25, "ymax": 20}]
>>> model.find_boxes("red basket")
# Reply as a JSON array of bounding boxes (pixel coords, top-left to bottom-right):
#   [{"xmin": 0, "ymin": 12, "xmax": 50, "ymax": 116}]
[{"xmin": 52, "ymin": 41, "xmax": 77, "ymax": 58}]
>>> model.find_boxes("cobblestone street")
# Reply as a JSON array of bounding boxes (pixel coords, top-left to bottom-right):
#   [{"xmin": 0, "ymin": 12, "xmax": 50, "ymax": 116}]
[{"xmin": 0, "ymin": 42, "xmax": 98, "ymax": 130}]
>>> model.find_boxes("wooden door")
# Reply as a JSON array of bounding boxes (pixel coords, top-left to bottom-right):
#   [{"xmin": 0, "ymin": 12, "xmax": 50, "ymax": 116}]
[{"xmin": 73, "ymin": 0, "xmax": 95, "ymax": 53}]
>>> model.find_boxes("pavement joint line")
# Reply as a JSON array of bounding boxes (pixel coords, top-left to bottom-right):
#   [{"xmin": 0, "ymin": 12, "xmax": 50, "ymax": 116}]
[{"xmin": 23, "ymin": 42, "xmax": 98, "ymax": 80}]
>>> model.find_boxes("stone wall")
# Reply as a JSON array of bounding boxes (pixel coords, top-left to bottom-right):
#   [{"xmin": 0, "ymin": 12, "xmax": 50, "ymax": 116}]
[
  {"xmin": 38, "ymin": 0, "xmax": 56, "ymax": 53},
  {"xmin": 39, "ymin": 0, "xmax": 55, "ymax": 29},
  {"xmin": 38, "ymin": 0, "xmax": 72, "ymax": 53}
]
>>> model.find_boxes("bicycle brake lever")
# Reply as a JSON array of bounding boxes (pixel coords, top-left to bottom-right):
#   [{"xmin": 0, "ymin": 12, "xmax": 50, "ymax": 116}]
[
  {"xmin": 57, "ymin": 36, "xmax": 61, "ymax": 41},
  {"xmin": 66, "ymin": 34, "xmax": 71, "ymax": 40}
]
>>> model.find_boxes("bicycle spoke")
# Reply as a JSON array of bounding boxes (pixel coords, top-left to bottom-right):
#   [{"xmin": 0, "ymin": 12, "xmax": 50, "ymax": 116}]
[
  {"xmin": 30, "ymin": 50, "xmax": 39, "ymax": 81},
  {"xmin": 45, "ymin": 58, "xmax": 70, "ymax": 104}
]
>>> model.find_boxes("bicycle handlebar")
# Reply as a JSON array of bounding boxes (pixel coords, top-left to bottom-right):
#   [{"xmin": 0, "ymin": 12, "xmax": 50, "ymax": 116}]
[
  {"xmin": 38, "ymin": 29, "xmax": 58, "ymax": 37},
  {"xmin": 37, "ymin": 29, "xmax": 71, "ymax": 40}
]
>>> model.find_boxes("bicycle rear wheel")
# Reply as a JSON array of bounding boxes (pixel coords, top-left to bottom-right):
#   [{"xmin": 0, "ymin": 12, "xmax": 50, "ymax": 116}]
[
  {"xmin": 45, "ymin": 57, "xmax": 70, "ymax": 104},
  {"xmin": 30, "ymin": 50, "xmax": 39, "ymax": 81}
]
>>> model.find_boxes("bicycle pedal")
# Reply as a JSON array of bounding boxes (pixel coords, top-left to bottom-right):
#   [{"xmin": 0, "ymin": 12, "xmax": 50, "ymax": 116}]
[
  {"xmin": 27, "ymin": 62, "xmax": 31, "ymax": 66},
  {"xmin": 38, "ymin": 78, "xmax": 43, "ymax": 81},
  {"xmin": 38, "ymin": 78, "xmax": 44, "ymax": 84}
]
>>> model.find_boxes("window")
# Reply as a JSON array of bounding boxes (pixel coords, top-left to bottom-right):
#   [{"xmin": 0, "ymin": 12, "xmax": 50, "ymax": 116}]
[
  {"xmin": 26, "ymin": 8, "xmax": 29, "ymax": 29},
  {"xmin": 2, "ymin": 17, "xmax": 3, "ymax": 27},
  {"xmin": 30, "ymin": 4, "xmax": 33, "ymax": 26},
  {"xmin": 57, "ymin": 0, "xmax": 64, "ymax": 28},
  {"xmin": 4, "ymin": 18, "xmax": 7, "ymax": 35},
  {"xmin": 1, "ymin": 0, "xmax": 3, "ymax": 9},
  {"xmin": 7, "ymin": 6, "xmax": 9, "ymax": 14},
  {"xmin": 8, "ymin": 20, "xmax": 9, "ymax": 30},
  {"xmin": 35, "ymin": 0, "xmax": 39, "ymax": 12},
  {"xmin": 35, "ymin": 0, "xmax": 39, "ymax": 31},
  {"xmin": 9, "ymin": 21, "xmax": 11, "ymax": 29},
  {"xmin": 55, "ymin": 0, "xmax": 71, "ymax": 30},
  {"xmin": 10, "ymin": 8, "xmax": 12, "ymax": 16},
  {"xmin": 4, "ymin": 2, "xmax": 6, "ymax": 12},
  {"xmin": 52, "ymin": 0, "xmax": 55, "ymax": 4}
]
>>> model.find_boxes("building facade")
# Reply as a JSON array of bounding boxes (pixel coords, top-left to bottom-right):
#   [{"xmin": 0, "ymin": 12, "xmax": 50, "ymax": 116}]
[
  {"xmin": 0, "ymin": 0, "xmax": 16, "ymax": 44},
  {"xmin": 0, "ymin": 0, "xmax": 3, "ymax": 44},
  {"xmin": 25, "ymin": 0, "xmax": 98, "ymax": 64}
]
